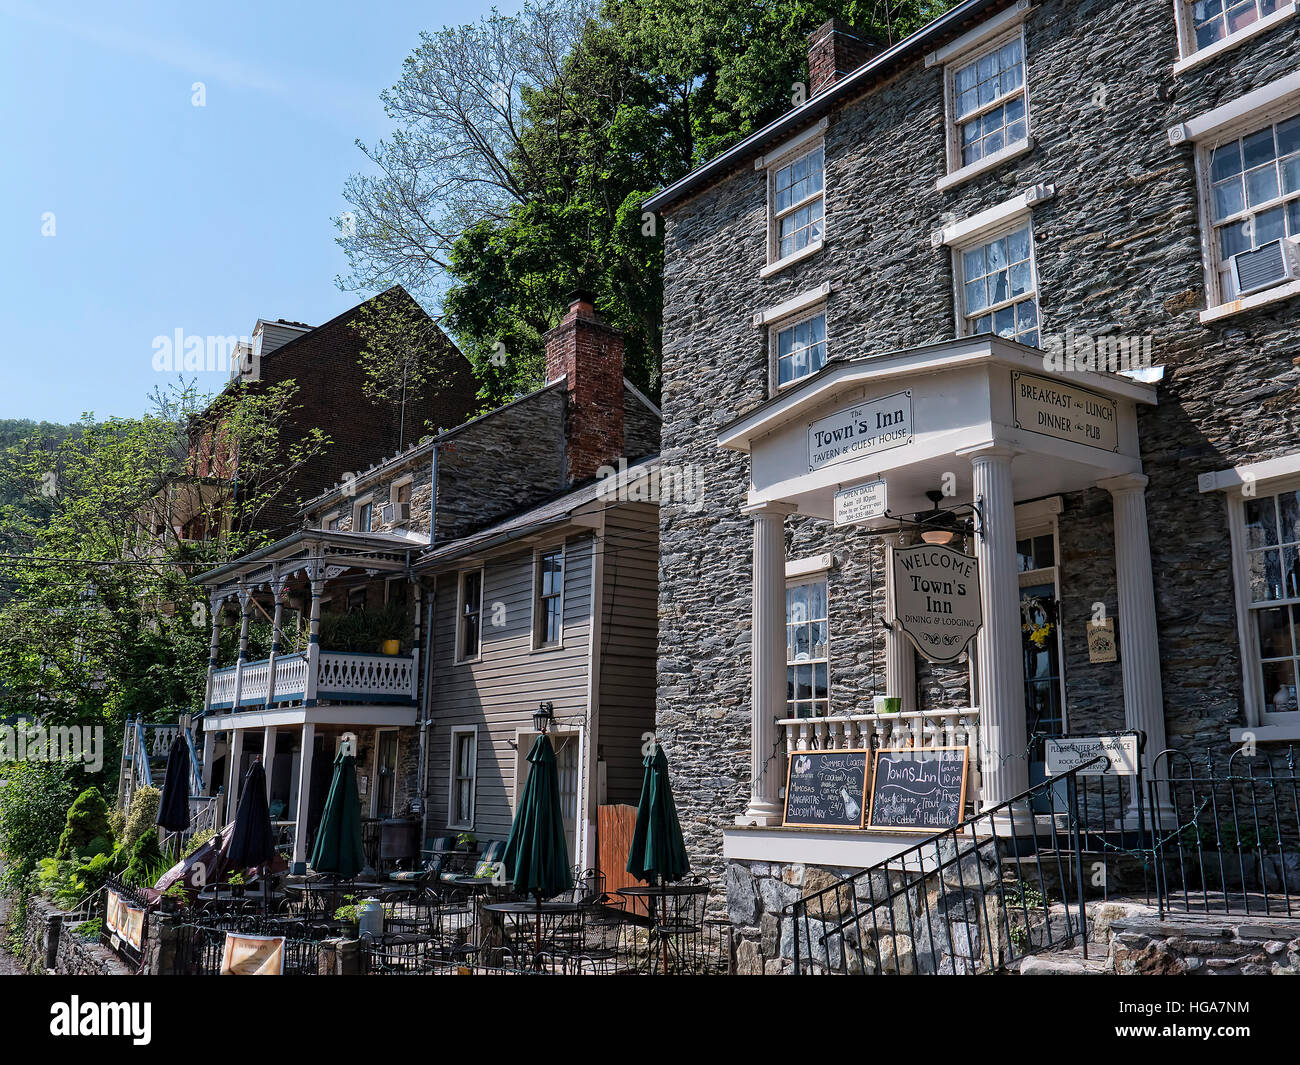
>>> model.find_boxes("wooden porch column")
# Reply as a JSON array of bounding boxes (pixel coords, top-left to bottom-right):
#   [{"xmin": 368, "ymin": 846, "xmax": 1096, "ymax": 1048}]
[
  {"xmin": 261, "ymin": 727, "xmax": 279, "ymax": 792},
  {"xmin": 968, "ymin": 446, "xmax": 1030, "ymax": 813},
  {"xmin": 265, "ymin": 580, "xmax": 285, "ymax": 711},
  {"xmin": 231, "ymin": 590, "xmax": 253, "ymax": 711},
  {"xmin": 226, "ymin": 729, "xmax": 244, "ymax": 823},
  {"xmin": 292, "ymin": 722, "xmax": 316, "ymax": 873},
  {"xmin": 202, "ymin": 595, "xmax": 224, "ymax": 718},
  {"xmin": 304, "ymin": 579, "xmax": 325, "ymax": 707},
  {"xmin": 884, "ymin": 530, "xmax": 918, "ymax": 712},
  {"xmin": 738, "ymin": 502, "xmax": 794, "ymax": 826}
]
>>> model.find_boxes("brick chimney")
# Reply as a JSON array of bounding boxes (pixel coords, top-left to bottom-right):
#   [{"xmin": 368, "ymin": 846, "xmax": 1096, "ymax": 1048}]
[
  {"xmin": 544, "ymin": 290, "xmax": 625, "ymax": 486},
  {"xmin": 807, "ymin": 19, "xmax": 880, "ymax": 97}
]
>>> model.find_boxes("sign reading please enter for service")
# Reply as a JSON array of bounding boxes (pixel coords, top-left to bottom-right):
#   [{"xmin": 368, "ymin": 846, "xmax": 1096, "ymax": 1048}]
[{"xmin": 808, "ymin": 391, "xmax": 912, "ymax": 473}]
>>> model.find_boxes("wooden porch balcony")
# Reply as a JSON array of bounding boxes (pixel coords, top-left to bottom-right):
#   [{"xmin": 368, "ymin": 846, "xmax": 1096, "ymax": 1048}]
[{"xmin": 209, "ymin": 650, "xmax": 418, "ymax": 710}]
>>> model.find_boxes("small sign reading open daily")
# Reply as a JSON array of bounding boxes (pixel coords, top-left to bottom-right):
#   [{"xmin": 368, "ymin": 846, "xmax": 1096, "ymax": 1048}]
[
  {"xmin": 890, "ymin": 543, "xmax": 982, "ymax": 664},
  {"xmin": 833, "ymin": 479, "xmax": 888, "ymax": 526},
  {"xmin": 1012, "ymin": 371, "xmax": 1118, "ymax": 452},
  {"xmin": 808, "ymin": 391, "xmax": 912, "ymax": 473}
]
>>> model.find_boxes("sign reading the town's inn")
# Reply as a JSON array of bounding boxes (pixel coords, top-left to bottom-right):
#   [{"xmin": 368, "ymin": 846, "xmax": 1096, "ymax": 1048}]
[
  {"xmin": 1012, "ymin": 372, "xmax": 1118, "ymax": 452},
  {"xmin": 890, "ymin": 544, "xmax": 982, "ymax": 664},
  {"xmin": 808, "ymin": 390, "xmax": 912, "ymax": 473}
]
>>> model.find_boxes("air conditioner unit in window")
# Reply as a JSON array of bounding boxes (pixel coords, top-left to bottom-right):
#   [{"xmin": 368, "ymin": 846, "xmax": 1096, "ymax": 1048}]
[
  {"xmin": 378, "ymin": 502, "xmax": 394, "ymax": 525},
  {"xmin": 394, "ymin": 501, "xmax": 411, "ymax": 523},
  {"xmin": 1231, "ymin": 238, "xmax": 1300, "ymax": 297}
]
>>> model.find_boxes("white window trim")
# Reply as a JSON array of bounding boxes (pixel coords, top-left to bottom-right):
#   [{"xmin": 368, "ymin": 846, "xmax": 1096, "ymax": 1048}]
[
  {"xmin": 1172, "ymin": 79, "xmax": 1300, "ymax": 318},
  {"xmin": 753, "ymin": 283, "xmax": 832, "ymax": 328},
  {"xmin": 939, "ymin": 24, "xmax": 1032, "ymax": 183},
  {"xmin": 352, "ymin": 494, "xmax": 374, "ymax": 533},
  {"xmin": 1203, "ymin": 458, "xmax": 1300, "ymax": 734},
  {"xmin": 389, "ymin": 475, "xmax": 414, "ymax": 505},
  {"xmin": 949, "ymin": 214, "xmax": 1044, "ymax": 341},
  {"xmin": 786, "ymin": 553, "xmax": 834, "ymax": 579},
  {"xmin": 763, "ymin": 135, "xmax": 827, "ymax": 275},
  {"xmin": 455, "ymin": 567, "xmax": 484, "ymax": 664},
  {"xmin": 785, "ymin": 573, "xmax": 831, "ymax": 719},
  {"xmin": 1172, "ymin": 0, "xmax": 1298, "ymax": 75},
  {"xmin": 531, "ymin": 543, "xmax": 566, "ymax": 652},
  {"xmin": 931, "ymin": 184, "xmax": 1055, "ymax": 248},
  {"xmin": 768, "ymin": 305, "xmax": 829, "ymax": 395},
  {"xmin": 322, "ymin": 510, "xmax": 340, "ymax": 531},
  {"xmin": 925, "ymin": 0, "xmax": 1033, "ymax": 67},
  {"xmin": 447, "ymin": 725, "xmax": 478, "ymax": 830}
]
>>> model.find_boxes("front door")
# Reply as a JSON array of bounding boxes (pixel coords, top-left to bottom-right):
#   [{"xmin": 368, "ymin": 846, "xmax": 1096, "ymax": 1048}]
[{"xmin": 1016, "ymin": 529, "xmax": 1066, "ymax": 811}]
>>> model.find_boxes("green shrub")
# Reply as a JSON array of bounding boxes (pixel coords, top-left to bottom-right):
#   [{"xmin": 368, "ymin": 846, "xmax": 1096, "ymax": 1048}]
[
  {"xmin": 0, "ymin": 762, "xmax": 80, "ymax": 887},
  {"xmin": 54, "ymin": 787, "xmax": 114, "ymax": 861},
  {"xmin": 181, "ymin": 827, "xmax": 217, "ymax": 859},
  {"xmin": 77, "ymin": 917, "xmax": 102, "ymax": 941},
  {"xmin": 120, "ymin": 786, "xmax": 161, "ymax": 855},
  {"xmin": 123, "ymin": 828, "xmax": 164, "ymax": 887}
]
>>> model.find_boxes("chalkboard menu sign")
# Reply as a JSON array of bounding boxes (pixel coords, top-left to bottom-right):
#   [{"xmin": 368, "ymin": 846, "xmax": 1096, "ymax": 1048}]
[
  {"xmin": 867, "ymin": 747, "xmax": 968, "ymax": 831},
  {"xmin": 782, "ymin": 749, "xmax": 870, "ymax": 829}
]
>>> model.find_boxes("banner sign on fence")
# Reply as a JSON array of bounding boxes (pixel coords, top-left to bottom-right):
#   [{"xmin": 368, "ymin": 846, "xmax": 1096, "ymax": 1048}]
[
  {"xmin": 221, "ymin": 933, "xmax": 286, "ymax": 976},
  {"xmin": 1044, "ymin": 733, "xmax": 1139, "ymax": 776},
  {"xmin": 104, "ymin": 889, "xmax": 145, "ymax": 951}
]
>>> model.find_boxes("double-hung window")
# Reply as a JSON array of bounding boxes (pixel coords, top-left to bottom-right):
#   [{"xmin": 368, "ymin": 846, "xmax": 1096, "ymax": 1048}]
[
  {"xmin": 956, "ymin": 222, "xmax": 1041, "ymax": 346},
  {"xmin": 1174, "ymin": 0, "xmax": 1297, "ymax": 68},
  {"xmin": 949, "ymin": 34, "xmax": 1028, "ymax": 170},
  {"xmin": 354, "ymin": 499, "xmax": 373, "ymax": 533},
  {"xmin": 769, "ymin": 145, "xmax": 824, "ymax": 264},
  {"xmin": 449, "ymin": 727, "xmax": 477, "ymax": 828},
  {"xmin": 774, "ymin": 311, "xmax": 828, "ymax": 387},
  {"xmin": 457, "ymin": 569, "xmax": 483, "ymax": 661},
  {"xmin": 786, "ymin": 579, "xmax": 829, "ymax": 718},
  {"xmin": 534, "ymin": 547, "xmax": 564, "ymax": 648},
  {"xmin": 1207, "ymin": 114, "xmax": 1300, "ymax": 303},
  {"xmin": 1244, "ymin": 489, "xmax": 1300, "ymax": 716}
]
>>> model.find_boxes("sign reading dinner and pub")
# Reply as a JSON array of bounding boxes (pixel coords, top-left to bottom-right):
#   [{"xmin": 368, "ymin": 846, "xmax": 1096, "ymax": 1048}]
[
  {"xmin": 889, "ymin": 544, "xmax": 982, "ymax": 664},
  {"xmin": 1012, "ymin": 371, "xmax": 1119, "ymax": 452},
  {"xmin": 808, "ymin": 390, "xmax": 912, "ymax": 473}
]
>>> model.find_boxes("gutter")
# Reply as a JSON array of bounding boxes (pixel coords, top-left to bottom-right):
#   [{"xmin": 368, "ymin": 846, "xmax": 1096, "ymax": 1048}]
[{"xmin": 642, "ymin": 0, "xmax": 1004, "ymax": 214}]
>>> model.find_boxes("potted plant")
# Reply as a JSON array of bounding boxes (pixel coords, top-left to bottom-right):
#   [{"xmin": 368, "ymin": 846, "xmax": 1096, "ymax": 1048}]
[
  {"xmin": 455, "ymin": 831, "xmax": 477, "ymax": 853},
  {"xmin": 226, "ymin": 871, "xmax": 246, "ymax": 897}
]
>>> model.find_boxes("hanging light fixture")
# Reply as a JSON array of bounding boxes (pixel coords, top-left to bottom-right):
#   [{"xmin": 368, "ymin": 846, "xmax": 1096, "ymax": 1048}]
[
  {"xmin": 533, "ymin": 701, "xmax": 555, "ymax": 735},
  {"xmin": 917, "ymin": 490, "xmax": 963, "ymax": 546}
]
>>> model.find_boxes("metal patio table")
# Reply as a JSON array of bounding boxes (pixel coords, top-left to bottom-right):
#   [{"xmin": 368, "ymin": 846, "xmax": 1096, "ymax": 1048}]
[
  {"xmin": 481, "ymin": 899, "xmax": 584, "ymax": 966},
  {"xmin": 616, "ymin": 881, "xmax": 711, "ymax": 974}
]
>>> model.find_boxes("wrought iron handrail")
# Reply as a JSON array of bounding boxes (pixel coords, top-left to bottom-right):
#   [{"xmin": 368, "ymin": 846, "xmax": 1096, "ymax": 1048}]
[{"xmin": 787, "ymin": 754, "xmax": 1107, "ymax": 975}]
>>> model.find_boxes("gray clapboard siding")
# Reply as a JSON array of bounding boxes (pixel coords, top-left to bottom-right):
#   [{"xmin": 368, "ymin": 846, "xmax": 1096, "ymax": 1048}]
[{"xmin": 426, "ymin": 534, "xmax": 594, "ymax": 842}]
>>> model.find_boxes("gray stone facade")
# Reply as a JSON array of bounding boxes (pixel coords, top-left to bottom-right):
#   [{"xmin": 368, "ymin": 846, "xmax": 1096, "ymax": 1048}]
[{"xmin": 655, "ymin": 0, "xmax": 1300, "ymax": 889}]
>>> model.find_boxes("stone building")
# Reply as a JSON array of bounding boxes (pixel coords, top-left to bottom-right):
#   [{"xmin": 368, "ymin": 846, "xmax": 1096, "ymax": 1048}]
[
  {"xmin": 644, "ymin": 0, "xmax": 1300, "ymax": 963},
  {"xmin": 191, "ymin": 293, "xmax": 663, "ymax": 875}
]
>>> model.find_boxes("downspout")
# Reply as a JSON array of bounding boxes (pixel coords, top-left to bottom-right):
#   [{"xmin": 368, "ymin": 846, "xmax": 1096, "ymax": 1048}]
[{"xmin": 417, "ymin": 582, "xmax": 435, "ymax": 846}]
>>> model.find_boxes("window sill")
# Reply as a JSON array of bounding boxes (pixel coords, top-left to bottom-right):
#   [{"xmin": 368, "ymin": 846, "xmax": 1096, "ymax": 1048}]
[
  {"xmin": 761, "ymin": 239, "xmax": 825, "ymax": 279},
  {"xmin": 936, "ymin": 137, "xmax": 1035, "ymax": 193},
  {"xmin": 1173, "ymin": 4, "xmax": 1299, "ymax": 77},
  {"xmin": 529, "ymin": 643, "xmax": 564, "ymax": 655},
  {"xmin": 1231, "ymin": 723, "xmax": 1300, "ymax": 743},
  {"xmin": 454, "ymin": 654, "xmax": 483, "ymax": 666},
  {"xmin": 1199, "ymin": 278, "xmax": 1300, "ymax": 323}
]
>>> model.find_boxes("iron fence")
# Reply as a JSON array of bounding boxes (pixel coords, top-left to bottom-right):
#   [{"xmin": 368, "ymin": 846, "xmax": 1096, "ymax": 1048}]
[
  {"xmin": 1150, "ymin": 747, "xmax": 1300, "ymax": 918},
  {"xmin": 164, "ymin": 922, "xmax": 322, "ymax": 976}
]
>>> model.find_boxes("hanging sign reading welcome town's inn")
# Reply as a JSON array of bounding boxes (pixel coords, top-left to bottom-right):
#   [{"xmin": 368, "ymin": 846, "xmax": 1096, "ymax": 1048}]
[
  {"xmin": 890, "ymin": 544, "xmax": 982, "ymax": 664},
  {"xmin": 808, "ymin": 390, "xmax": 912, "ymax": 473}
]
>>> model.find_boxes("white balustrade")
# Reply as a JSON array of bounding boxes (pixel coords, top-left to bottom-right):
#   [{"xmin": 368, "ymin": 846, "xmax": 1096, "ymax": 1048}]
[{"xmin": 316, "ymin": 651, "xmax": 418, "ymax": 702}]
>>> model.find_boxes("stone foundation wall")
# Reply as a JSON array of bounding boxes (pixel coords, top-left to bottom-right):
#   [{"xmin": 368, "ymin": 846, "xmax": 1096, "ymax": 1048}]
[{"xmin": 13, "ymin": 893, "xmax": 131, "ymax": 976}]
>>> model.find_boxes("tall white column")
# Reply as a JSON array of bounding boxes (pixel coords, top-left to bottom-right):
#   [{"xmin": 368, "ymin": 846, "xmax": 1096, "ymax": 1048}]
[
  {"xmin": 304, "ymin": 579, "xmax": 325, "ymax": 707},
  {"xmin": 885, "ymin": 531, "xmax": 917, "ymax": 712},
  {"xmin": 968, "ymin": 447, "xmax": 1029, "ymax": 810},
  {"xmin": 292, "ymin": 723, "xmax": 316, "ymax": 872},
  {"xmin": 738, "ymin": 503, "xmax": 793, "ymax": 826},
  {"xmin": 226, "ymin": 729, "xmax": 244, "ymax": 822},
  {"xmin": 1097, "ymin": 475, "xmax": 1168, "ymax": 785},
  {"xmin": 261, "ymin": 727, "xmax": 278, "ymax": 795}
]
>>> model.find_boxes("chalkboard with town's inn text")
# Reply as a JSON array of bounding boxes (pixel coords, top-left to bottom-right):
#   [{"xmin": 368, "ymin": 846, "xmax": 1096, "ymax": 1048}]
[
  {"xmin": 782, "ymin": 749, "xmax": 870, "ymax": 829},
  {"xmin": 867, "ymin": 747, "xmax": 968, "ymax": 831}
]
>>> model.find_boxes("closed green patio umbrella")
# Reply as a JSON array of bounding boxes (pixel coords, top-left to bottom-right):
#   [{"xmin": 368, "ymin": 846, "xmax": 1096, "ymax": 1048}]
[
  {"xmin": 503, "ymin": 734, "xmax": 573, "ymax": 900},
  {"xmin": 627, "ymin": 744, "xmax": 690, "ymax": 885},
  {"xmin": 309, "ymin": 750, "xmax": 365, "ymax": 880}
]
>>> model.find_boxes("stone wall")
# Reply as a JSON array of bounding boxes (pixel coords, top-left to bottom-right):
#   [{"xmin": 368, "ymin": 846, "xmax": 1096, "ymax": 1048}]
[
  {"xmin": 656, "ymin": 0, "xmax": 1300, "ymax": 881},
  {"xmin": 13, "ymin": 892, "xmax": 131, "ymax": 976}
]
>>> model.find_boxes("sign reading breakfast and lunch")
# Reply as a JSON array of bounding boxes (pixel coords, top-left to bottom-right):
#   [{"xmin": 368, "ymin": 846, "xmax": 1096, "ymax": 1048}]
[
  {"xmin": 1012, "ymin": 371, "xmax": 1118, "ymax": 452},
  {"xmin": 808, "ymin": 390, "xmax": 912, "ymax": 473},
  {"xmin": 890, "ymin": 543, "xmax": 982, "ymax": 664}
]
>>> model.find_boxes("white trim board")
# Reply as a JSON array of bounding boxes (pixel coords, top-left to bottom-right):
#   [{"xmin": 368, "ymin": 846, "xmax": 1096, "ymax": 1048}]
[
  {"xmin": 753, "ymin": 282, "xmax": 833, "ymax": 327},
  {"xmin": 1169, "ymin": 68, "xmax": 1300, "ymax": 145},
  {"xmin": 931, "ymin": 184, "xmax": 1055, "ymax": 248},
  {"xmin": 925, "ymin": 0, "xmax": 1033, "ymax": 67},
  {"xmin": 1199, "ymin": 450, "xmax": 1300, "ymax": 493}
]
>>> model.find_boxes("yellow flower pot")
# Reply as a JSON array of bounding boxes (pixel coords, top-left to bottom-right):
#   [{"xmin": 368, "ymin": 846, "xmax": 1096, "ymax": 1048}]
[{"xmin": 380, "ymin": 639, "xmax": 401, "ymax": 656}]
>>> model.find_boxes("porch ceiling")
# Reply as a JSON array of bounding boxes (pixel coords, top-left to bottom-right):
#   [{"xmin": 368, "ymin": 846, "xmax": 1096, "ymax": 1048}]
[{"xmin": 206, "ymin": 705, "xmax": 419, "ymax": 731}]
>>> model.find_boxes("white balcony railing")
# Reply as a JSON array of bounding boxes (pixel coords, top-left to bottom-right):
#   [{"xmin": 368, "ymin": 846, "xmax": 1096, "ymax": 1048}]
[
  {"xmin": 209, "ymin": 649, "xmax": 415, "ymax": 711},
  {"xmin": 778, "ymin": 707, "xmax": 983, "ymax": 807}
]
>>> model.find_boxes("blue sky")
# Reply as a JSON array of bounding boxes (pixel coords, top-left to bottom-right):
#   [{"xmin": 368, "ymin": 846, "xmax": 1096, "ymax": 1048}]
[{"xmin": 0, "ymin": 0, "xmax": 499, "ymax": 423}]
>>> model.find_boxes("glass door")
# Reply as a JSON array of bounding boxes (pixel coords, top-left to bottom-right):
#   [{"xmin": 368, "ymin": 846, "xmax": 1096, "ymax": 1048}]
[{"xmin": 1017, "ymin": 530, "xmax": 1066, "ymax": 811}]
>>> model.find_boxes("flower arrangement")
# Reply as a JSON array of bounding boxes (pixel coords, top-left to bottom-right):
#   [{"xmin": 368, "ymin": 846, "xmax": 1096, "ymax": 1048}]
[{"xmin": 1020, "ymin": 596, "xmax": 1055, "ymax": 649}]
